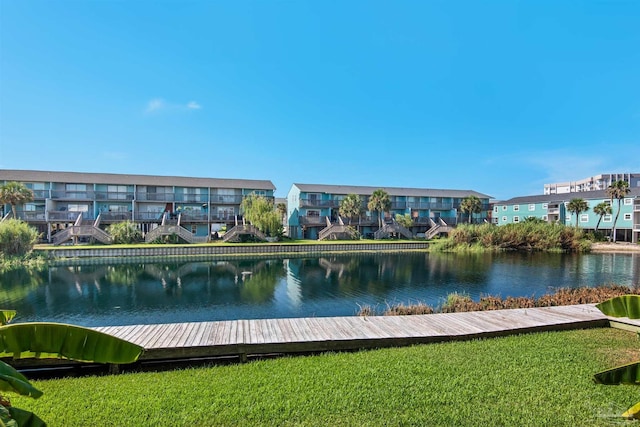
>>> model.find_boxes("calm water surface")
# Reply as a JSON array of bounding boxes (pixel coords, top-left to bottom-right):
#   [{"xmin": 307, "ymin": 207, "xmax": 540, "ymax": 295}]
[{"xmin": 1, "ymin": 252, "xmax": 638, "ymax": 327}]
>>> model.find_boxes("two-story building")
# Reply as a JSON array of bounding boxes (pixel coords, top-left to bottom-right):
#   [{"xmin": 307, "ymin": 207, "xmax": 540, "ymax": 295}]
[
  {"xmin": 493, "ymin": 188, "xmax": 640, "ymax": 243},
  {"xmin": 0, "ymin": 170, "xmax": 275, "ymax": 242},
  {"xmin": 287, "ymin": 183, "xmax": 491, "ymax": 239}
]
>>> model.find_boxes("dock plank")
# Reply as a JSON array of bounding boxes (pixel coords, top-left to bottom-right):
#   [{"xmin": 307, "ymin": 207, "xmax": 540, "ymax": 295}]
[{"xmin": 49, "ymin": 304, "xmax": 605, "ymax": 367}]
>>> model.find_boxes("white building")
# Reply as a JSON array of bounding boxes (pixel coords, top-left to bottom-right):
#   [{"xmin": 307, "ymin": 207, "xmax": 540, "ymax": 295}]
[{"xmin": 544, "ymin": 173, "xmax": 640, "ymax": 195}]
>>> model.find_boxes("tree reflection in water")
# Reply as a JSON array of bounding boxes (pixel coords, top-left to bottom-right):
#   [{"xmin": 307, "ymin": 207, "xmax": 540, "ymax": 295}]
[{"xmin": 0, "ymin": 252, "xmax": 637, "ymax": 326}]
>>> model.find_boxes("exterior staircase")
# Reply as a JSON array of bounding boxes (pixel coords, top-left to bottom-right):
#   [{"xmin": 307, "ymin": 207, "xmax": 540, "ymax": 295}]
[
  {"xmin": 374, "ymin": 220, "xmax": 413, "ymax": 239},
  {"xmin": 222, "ymin": 224, "xmax": 267, "ymax": 242},
  {"xmin": 425, "ymin": 218, "xmax": 453, "ymax": 240},
  {"xmin": 53, "ymin": 213, "xmax": 113, "ymax": 245},
  {"xmin": 319, "ymin": 216, "xmax": 357, "ymax": 240},
  {"xmin": 144, "ymin": 213, "xmax": 208, "ymax": 243}
]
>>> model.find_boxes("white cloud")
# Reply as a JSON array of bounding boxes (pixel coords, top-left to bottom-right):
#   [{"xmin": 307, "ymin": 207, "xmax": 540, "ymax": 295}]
[
  {"xmin": 144, "ymin": 98, "xmax": 202, "ymax": 114},
  {"xmin": 146, "ymin": 98, "xmax": 166, "ymax": 113}
]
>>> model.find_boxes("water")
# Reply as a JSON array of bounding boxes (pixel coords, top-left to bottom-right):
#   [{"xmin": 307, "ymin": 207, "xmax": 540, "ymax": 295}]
[{"xmin": 1, "ymin": 252, "xmax": 638, "ymax": 327}]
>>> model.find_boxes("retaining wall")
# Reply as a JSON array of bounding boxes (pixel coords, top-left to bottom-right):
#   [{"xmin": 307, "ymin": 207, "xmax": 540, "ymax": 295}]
[{"xmin": 39, "ymin": 242, "xmax": 430, "ymax": 260}]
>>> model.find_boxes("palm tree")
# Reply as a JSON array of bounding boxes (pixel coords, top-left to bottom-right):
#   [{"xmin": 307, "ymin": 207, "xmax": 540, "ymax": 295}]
[
  {"xmin": 367, "ymin": 189, "xmax": 391, "ymax": 229},
  {"xmin": 0, "ymin": 181, "xmax": 34, "ymax": 219},
  {"xmin": 606, "ymin": 180, "xmax": 631, "ymax": 242},
  {"xmin": 339, "ymin": 194, "xmax": 363, "ymax": 226},
  {"xmin": 459, "ymin": 195, "xmax": 482, "ymax": 224},
  {"xmin": 566, "ymin": 198, "xmax": 589, "ymax": 227},
  {"xmin": 592, "ymin": 202, "xmax": 612, "ymax": 233},
  {"xmin": 276, "ymin": 202, "xmax": 287, "ymax": 223}
]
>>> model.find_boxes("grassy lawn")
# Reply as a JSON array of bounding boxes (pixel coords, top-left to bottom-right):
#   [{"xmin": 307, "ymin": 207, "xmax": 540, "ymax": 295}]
[{"xmin": 11, "ymin": 327, "xmax": 640, "ymax": 426}]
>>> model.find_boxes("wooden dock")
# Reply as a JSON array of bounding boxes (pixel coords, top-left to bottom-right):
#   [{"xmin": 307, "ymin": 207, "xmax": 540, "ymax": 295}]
[{"xmin": 88, "ymin": 304, "xmax": 612, "ymax": 364}]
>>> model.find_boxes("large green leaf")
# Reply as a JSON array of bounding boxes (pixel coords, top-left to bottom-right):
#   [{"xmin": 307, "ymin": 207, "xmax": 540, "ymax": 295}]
[
  {"xmin": 596, "ymin": 295, "xmax": 640, "ymax": 319},
  {"xmin": 0, "ymin": 311, "xmax": 16, "ymax": 326},
  {"xmin": 594, "ymin": 361, "xmax": 640, "ymax": 385},
  {"xmin": 0, "ymin": 360, "xmax": 42, "ymax": 398},
  {"xmin": 0, "ymin": 323, "xmax": 143, "ymax": 364},
  {"xmin": 7, "ymin": 406, "xmax": 46, "ymax": 427}
]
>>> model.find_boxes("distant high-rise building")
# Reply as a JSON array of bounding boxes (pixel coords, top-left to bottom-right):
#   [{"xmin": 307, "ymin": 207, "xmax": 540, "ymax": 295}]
[{"xmin": 544, "ymin": 173, "xmax": 640, "ymax": 195}]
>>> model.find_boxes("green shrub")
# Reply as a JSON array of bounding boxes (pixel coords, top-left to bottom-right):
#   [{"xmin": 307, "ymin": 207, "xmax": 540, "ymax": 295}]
[
  {"xmin": 438, "ymin": 222, "xmax": 590, "ymax": 253},
  {"xmin": 0, "ymin": 219, "xmax": 38, "ymax": 257},
  {"xmin": 107, "ymin": 221, "xmax": 142, "ymax": 244}
]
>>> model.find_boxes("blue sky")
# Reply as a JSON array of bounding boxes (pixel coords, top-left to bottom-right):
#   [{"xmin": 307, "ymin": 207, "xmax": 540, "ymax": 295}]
[{"xmin": 1, "ymin": 1, "xmax": 639, "ymax": 200}]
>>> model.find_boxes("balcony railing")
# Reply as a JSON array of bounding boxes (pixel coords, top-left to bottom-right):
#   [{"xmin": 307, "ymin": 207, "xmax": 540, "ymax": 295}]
[
  {"xmin": 299, "ymin": 198, "xmax": 340, "ymax": 208},
  {"xmin": 95, "ymin": 191, "xmax": 135, "ymax": 201},
  {"xmin": 175, "ymin": 194, "xmax": 209, "ymax": 203},
  {"xmin": 635, "ymin": 201, "xmax": 640, "ymax": 212},
  {"xmin": 16, "ymin": 211, "xmax": 46, "ymax": 221},
  {"xmin": 135, "ymin": 192, "xmax": 176, "ymax": 202},
  {"xmin": 48, "ymin": 211, "xmax": 94, "ymax": 221},
  {"xmin": 50, "ymin": 190, "xmax": 95, "ymax": 200},
  {"xmin": 100, "ymin": 212, "xmax": 133, "ymax": 222},
  {"xmin": 30, "ymin": 190, "xmax": 49, "ymax": 199},
  {"xmin": 210, "ymin": 195, "xmax": 244, "ymax": 204},
  {"xmin": 299, "ymin": 215, "xmax": 329, "ymax": 225},
  {"xmin": 135, "ymin": 212, "xmax": 165, "ymax": 221}
]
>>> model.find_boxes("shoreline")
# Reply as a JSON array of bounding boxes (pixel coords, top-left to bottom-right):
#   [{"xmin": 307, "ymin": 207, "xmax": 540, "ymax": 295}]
[{"xmin": 590, "ymin": 242, "xmax": 640, "ymax": 253}]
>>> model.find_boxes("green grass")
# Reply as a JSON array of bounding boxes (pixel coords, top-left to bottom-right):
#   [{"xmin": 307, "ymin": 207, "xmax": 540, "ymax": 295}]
[{"xmin": 11, "ymin": 328, "xmax": 640, "ymax": 426}]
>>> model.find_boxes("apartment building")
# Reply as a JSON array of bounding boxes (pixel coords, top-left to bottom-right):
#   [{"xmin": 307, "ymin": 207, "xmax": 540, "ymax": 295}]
[
  {"xmin": 544, "ymin": 173, "xmax": 640, "ymax": 195},
  {"xmin": 287, "ymin": 183, "xmax": 491, "ymax": 240},
  {"xmin": 0, "ymin": 170, "xmax": 275, "ymax": 243},
  {"xmin": 493, "ymin": 188, "xmax": 640, "ymax": 243}
]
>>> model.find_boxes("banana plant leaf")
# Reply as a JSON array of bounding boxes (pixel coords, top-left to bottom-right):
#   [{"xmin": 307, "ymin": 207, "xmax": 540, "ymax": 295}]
[
  {"xmin": 596, "ymin": 295, "xmax": 640, "ymax": 319},
  {"xmin": 594, "ymin": 361, "xmax": 640, "ymax": 385},
  {"xmin": 622, "ymin": 401, "xmax": 640, "ymax": 419},
  {"xmin": 0, "ymin": 361, "xmax": 42, "ymax": 398},
  {"xmin": 0, "ymin": 311, "xmax": 16, "ymax": 327},
  {"xmin": 6, "ymin": 407, "xmax": 46, "ymax": 427},
  {"xmin": 0, "ymin": 323, "xmax": 143, "ymax": 364}
]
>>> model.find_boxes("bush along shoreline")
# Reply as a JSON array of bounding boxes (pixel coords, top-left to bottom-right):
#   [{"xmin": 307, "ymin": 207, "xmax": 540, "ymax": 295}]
[
  {"xmin": 358, "ymin": 284, "xmax": 640, "ymax": 316},
  {"xmin": 430, "ymin": 222, "xmax": 593, "ymax": 253}
]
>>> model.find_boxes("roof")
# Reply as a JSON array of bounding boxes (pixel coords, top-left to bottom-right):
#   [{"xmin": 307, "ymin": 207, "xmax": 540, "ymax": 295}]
[
  {"xmin": 499, "ymin": 187, "xmax": 640, "ymax": 205},
  {"xmin": 292, "ymin": 183, "xmax": 492, "ymax": 199},
  {"xmin": 0, "ymin": 169, "xmax": 276, "ymax": 191}
]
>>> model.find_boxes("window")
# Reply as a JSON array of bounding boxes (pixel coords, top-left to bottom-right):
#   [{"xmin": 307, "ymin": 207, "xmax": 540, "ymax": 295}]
[
  {"xmin": 513, "ymin": 216, "xmax": 520, "ymax": 223},
  {"xmin": 502, "ymin": 216, "xmax": 507, "ymax": 222},
  {"xmin": 528, "ymin": 204, "xmax": 535, "ymax": 211},
  {"xmin": 502, "ymin": 206, "xmax": 507, "ymax": 211},
  {"xmin": 493, "ymin": 206, "xmax": 498, "ymax": 212},
  {"xmin": 624, "ymin": 213, "xmax": 632, "ymax": 221},
  {"xmin": 24, "ymin": 204, "xmax": 36, "ymax": 211},
  {"xmin": 624, "ymin": 198, "xmax": 632, "ymax": 206},
  {"xmin": 109, "ymin": 205, "xmax": 128, "ymax": 213},
  {"xmin": 513, "ymin": 205, "xmax": 520, "ymax": 212},
  {"xmin": 566, "ymin": 216, "xmax": 571, "ymax": 222},
  {"xmin": 542, "ymin": 203, "xmax": 548, "ymax": 209},
  {"xmin": 66, "ymin": 184, "xmax": 87, "ymax": 191},
  {"xmin": 603, "ymin": 214, "xmax": 612, "ymax": 222},
  {"xmin": 580, "ymin": 214, "xmax": 589, "ymax": 223},
  {"xmin": 542, "ymin": 215, "xmax": 548, "ymax": 221},
  {"xmin": 307, "ymin": 210, "xmax": 320, "ymax": 217}
]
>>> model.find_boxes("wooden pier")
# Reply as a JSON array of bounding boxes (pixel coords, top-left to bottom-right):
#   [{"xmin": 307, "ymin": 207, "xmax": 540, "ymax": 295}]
[
  {"xmin": 91, "ymin": 304, "xmax": 611, "ymax": 364},
  {"xmin": 10, "ymin": 304, "xmax": 633, "ymax": 370}
]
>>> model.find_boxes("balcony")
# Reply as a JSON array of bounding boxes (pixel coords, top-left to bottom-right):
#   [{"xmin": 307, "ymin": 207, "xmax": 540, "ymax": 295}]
[
  {"xmin": 95, "ymin": 191, "xmax": 134, "ymax": 201},
  {"xmin": 299, "ymin": 215, "xmax": 329, "ymax": 225},
  {"xmin": 100, "ymin": 212, "xmax": 133, "ymax": 222},
  {"xmin": 48, "ymin": 211, "xmax": 94, "ymax": 221},
  {"xmin": 16, "ymin": 211, "xmax": 46, "ymax": 221},
  {"xmin": 635, "ymin": 201, "xmax": 640, "ymax": 212},
  {"xmin": 175, "ymin": 194, "xmax": 209, "ymax": 203},
  {"xmin": 548, "ymin": 208, "xmax": 560, "ymax": 214},
  {"xmin": 299, "ymin": 198, "xmax": 339, "ymax": 208},
  {"xmin": 180, "ymin": 212, "xmax": 208, "ymax": 222},
  {"xmin": 211, "ymin": 195, "xmax": 244, "ymax": 205},
  {"xmin": 135, "ymin": 212, "xmax": 165, "ymax": 222},
  {"xmin": 30, "ymin": 190, "xmax": 49, "ymax": 199},
  {"xmin": 50, "ymin": 190, "xmax": 95, "ymax": 200},
  {"xmin": 136, "ymin": 192, "xmax": 176, "ymax": 202}
]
